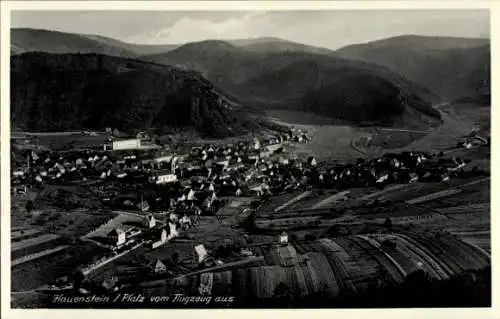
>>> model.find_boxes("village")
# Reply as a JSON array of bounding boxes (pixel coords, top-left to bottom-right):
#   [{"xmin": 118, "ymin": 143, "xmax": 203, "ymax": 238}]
[{"xmin": 10, "ymin": 125, "xmax": 490, "ymax": 305}]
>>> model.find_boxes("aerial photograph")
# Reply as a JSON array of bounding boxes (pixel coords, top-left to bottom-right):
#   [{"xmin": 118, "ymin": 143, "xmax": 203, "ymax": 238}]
[{"xmin": 8, "ymin": 9, "xmax": 491, "ymax": 309}]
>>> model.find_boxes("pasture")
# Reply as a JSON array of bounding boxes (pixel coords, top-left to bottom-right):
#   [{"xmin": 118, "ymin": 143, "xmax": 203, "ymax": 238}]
[{"xmin": 23, "ymin": 133, "xmax": 109, "ymax": 151}]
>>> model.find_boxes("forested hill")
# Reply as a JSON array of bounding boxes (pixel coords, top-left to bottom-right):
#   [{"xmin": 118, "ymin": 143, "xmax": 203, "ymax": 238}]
[{"xmin": 11, "ymin": 52, "xmax": 261, "ymax": 137}]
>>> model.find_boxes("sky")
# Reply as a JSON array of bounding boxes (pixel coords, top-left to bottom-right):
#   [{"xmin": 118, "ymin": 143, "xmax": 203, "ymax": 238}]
[{"xmin": 11, "ymin": 10, "xmax": 490, "ymax": 50}]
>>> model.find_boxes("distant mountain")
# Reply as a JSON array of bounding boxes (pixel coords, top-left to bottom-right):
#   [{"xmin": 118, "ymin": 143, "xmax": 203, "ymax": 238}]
[
  {"xmin": 11, "ymin": 28, "xmax": 332, "ymax": 57},
  {"xmin": 141, "ymin": 40, "xmax": 262, "ymax": 86},
  {"xmin": 11, "ymin": 28, "xmax": 137, "ymax": 57},
  {"xmin": 11, "ymin": 52, "xmax": 262, "ymax": 137},
  {"xmin": 230, "ymin": 57, "xmax": 441, "ymax": 127},
  {"xmin": 335, "ymin": 35, "xmax": 491, "ymax": 101},
  {"xmin": 228, "ymin": 37, "xmax": 334, "ymax": 55},
  {"xmin": 142, "ymin": 41, "xmax": 441, "ymax": 127},
  {"xmin": 10, "ymin": 29, "xmax": 444, "ymax": 128},
  {"xmin": 82, "ymin": 34, "xmax": 180, "ymax": 56}
]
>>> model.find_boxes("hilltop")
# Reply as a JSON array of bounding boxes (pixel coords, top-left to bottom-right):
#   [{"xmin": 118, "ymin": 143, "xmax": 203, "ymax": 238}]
[
  {"xmin": 11, "ymin": 28, "xmax": 137, "ymax": 57},
  {"xmin": 335, "ymin": 35, "xmax": 490, "ymax": 101},
  {"xmin": 143, "ymin": 42, "xmax": 442, "ymax": 127},
  {"xmin": 229, "ymin": 37, "xmax": 334, "ymax": 55},
  {"xmin": 11, "ymin": 52, "xmax": 264, "ymax": 137},
  {"xmin": 11, "ymin": 30, "xmax": 458, "ymax": 127},
  {"xmin": 82, "ymin": 34, "xmax": 180, "ymax": 56},
  {"xmin": 11, "ymin": 28, "xmax": 332, "ymax": 57}
]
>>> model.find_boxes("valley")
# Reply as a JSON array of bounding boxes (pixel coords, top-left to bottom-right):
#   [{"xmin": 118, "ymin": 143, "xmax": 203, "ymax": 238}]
[{"xmin": 8, "ymin": 24, "xmax": 491, "ymax": 309}]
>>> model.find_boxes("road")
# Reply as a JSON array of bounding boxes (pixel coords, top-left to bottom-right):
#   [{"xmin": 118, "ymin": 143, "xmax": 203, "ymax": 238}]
[
  {"xmin": 12, "ymin": 245, "xmax": 70, "ymax": 267},
  {"xmin": 379, "ymin": 128, "xmax": 430, "ymax": 134}
]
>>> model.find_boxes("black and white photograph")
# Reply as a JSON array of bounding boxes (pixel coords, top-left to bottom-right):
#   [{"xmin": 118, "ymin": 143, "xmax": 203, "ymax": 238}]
[{"xmin": 1, "ymin": 1, "xmax": 495, "ymax": 313}]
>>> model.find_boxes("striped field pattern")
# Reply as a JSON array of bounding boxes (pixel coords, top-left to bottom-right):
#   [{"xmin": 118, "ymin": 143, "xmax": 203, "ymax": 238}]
[{"xmin": 183, "ymin": 233, "xmax": 490, "ymax": 300}]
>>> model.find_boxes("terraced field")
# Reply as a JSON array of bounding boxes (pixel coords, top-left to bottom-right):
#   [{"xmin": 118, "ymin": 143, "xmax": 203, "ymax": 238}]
[
  {"xmin": 173, "ymin": 232, "xmax": 490, "ymax": 302},
  {"xmin": 11, "ymin": 244, "xmax": 106, "ymax": 292}
]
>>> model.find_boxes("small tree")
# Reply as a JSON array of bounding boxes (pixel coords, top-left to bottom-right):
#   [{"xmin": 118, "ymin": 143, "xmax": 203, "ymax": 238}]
[
  {"xmin": 25, "ymin": 200, "xmax": 34, "ymax": 213},
  {"xmin": 171, "ymin": 251, "xmax": 180, "ymax": 264}
]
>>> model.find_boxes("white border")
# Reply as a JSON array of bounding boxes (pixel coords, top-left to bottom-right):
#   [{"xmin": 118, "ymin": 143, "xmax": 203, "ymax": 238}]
[{"xmin": 1, "ymin": 1, "xmax": 498, "ymax": 319}]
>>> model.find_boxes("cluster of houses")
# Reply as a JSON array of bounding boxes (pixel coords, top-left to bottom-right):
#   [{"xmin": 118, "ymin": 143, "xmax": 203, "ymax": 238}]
[
  {"xmin": 313, "ymin": 152, "xmax": 471, "ymax": 189},
  {"xmin": 13, "ymin": 128, "xmax": 480, "ymax": 224},
  {"xmin": 11, "ymin": 128, "xmax": 314, "ymax": 208}
]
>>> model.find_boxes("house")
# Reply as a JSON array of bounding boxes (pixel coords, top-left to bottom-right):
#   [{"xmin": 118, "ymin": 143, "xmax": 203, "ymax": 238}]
[
  {"xmin": 248, "ymin": 183, "xmax": 264, "ymax": 197},
  {"xmin": 235, "ymin": 188, "xmax": 242, "ymax": 196},
  {"xmin": 110, "ymin": 138, "xmax": 142, "ymax": 151},
  {"xmin": 149, "ymin": 169, "xmax": 177, "ymax": 184},
  {"xmin": 259, "ymin": 150, "xmax": 272, "ymax": 158},
  {"xmin": 279, "ymin": 231, "xmax": 288, "ymax": 244},
  {"xmin": 168, "ymin": 221, "xmax": 179, "ymax": 240},
  {"xmin": 137, "ymin": 200, "xmax": 150, "ymax": 212},
  {"xmin": 252, "ymin": 138, "xmax": 261, "ymax": 151},
  {"xmin": 101, "ymin": 276, "xmax": 118, "ymax": 292},
  {"xmin": 187, "ymin": 189, "xmax": 196, "ymax": 201},
  {"xmin": 409, "ymin": 172, "xmax": 419, "ymax": 183},
  {"xmin": 247, "ymin": 154, "xmax": 260, "ymax": 166},
  {"xmin": 215, "ymin": 160, "xmax": 229, "ymax": 171},
  {"xmin": 266, "ymin": 143, "xmax": 282, "ymax": 153},
  {"xmin": 153, "ymin": 259, "xmax": 167, "ymax": 273},
  {"xmin": 194, "ymin": 244, "xmax": 208, "ymax": 263},
  {"xmin": 307, "ymin": 156, "xmax": 317, "ymax": 167},
  {"xmin": 150, "ymin": 228, "xmax": 168, "ymax": 248},
  {"xmin": 278, "ymin": 157, "xmax": 290, "ymax": 165},
  {"xmin": 180, "ymin": 215, "xmax": 192, "ymax": 229},
  {"xmin": 146, "ymin": 215, "xmax": 156, "ymax": 228},
  {"xmin": 153, "ymin": 155, "xmax": 173, "ymax": 163},
  {"xmin": 108, "ymin": 228, "xmax": 126, "ymax": 246},
  {"xmin": 12, "ymin": 170, "xmax": 25, "ymax": 178}
]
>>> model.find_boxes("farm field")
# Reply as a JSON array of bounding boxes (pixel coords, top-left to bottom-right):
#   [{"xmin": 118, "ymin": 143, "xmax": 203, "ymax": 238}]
[
  {"xmin": 19, "ymin": 133, "xmax": 109, "ymax": 151},
  {"xmin": 268, "ymin": 111, "xmax": 371, "ymax": 162},
  {"xmin": 400, "ymin": 106, "xmax": 489, "ymax": 153},
  {"xmin": 12, "ymin": 234, "xmax": 61, "ymax": 257},
  {"xmin": 12, "ymin": 245, "xmax": 71, "ymax": 267},
  {"xmin": 11, "ymin": 244, "xmax": 107, "ymax": 292},
  {"xmin": 11, "ymin": 228, "xmax": 45, "ymax": 242}
]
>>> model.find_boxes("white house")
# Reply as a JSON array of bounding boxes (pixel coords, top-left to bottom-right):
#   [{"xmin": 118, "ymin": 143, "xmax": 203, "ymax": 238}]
[
  {"xmin": 235, "ymin": 188, "xmax": 242, "ymax": 196},
  {"xmin": 12, "ymin": 170, "xmax": 25, "ymax": 178},
  {"xmin": 279, "ymin": 231, "xmax": 289, "ymax": 244},
  {"xmin": 187, "ymin": 189, "xmax": 196, "ymax": 201},
  {"xmin": 154, "ymin": 155, "xmax": 173, "ymax": 163},
  {"xmin": 307, "ymin": 157, "xmax": 317, "ymax": 167},
  {"xmin": 150, "ymin": 170, "xmax": 177, "ymax": 184},
  {"xmin": 249, "ymin": 184, "xmax": 264, "ymax": 197},
  {"xmin": 167, "ymin": 221, "xmax": 179, "ymax": 240},
  {"xmin": 108, "ymin": 228, "xmax": 126, "ymax": 246},
  {"xmin": 252, "ymin": 138, "xmax": 261, "ymax": 151},
  {"xmin": 216, "ymin": 160, "xmax": 229, "ymax": 170},
  {"xmin": 376, "ymin": 174, "xmax": 389, "ymax": 184},
  {"xmin": 154, "ymin": 259, "xmax": 167, "ymax": 273},
  {"xmin": 146, "ymin": 215, "xmax": 156, "ymax": 228},
  {"xmin": 158, "ymin": 228, "xmax": 167, "ymax": 243},
  {"xmin": 194, "ymin": 244, "xmax": 208, "ymax": 263},
  {"xmin": 111, "ymin": 138, "xmax": 142, "ymax": 151}
]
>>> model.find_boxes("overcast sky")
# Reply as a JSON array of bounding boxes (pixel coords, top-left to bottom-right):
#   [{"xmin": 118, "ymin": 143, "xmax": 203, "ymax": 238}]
[{"xmin": 11, "ymin": 10, "xmax": 490, "ymax": 49}]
